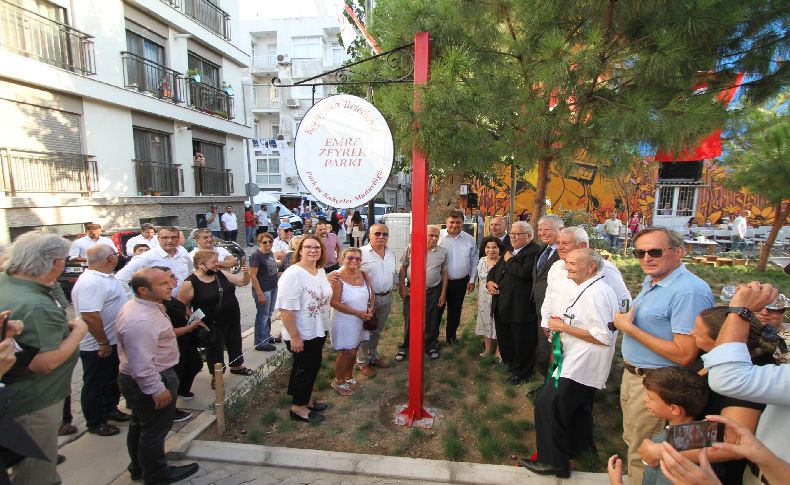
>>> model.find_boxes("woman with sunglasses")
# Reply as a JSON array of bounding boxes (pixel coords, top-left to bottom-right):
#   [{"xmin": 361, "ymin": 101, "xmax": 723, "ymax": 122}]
[
  {"xmin": 329, "ymin": 248, "xmax": 373, "ymax": 396},
  {"xmin": 275, "ymin": 235, "xmax": 332, "ymax": 422},
  {"xmin": 250, "ymin": 232, "xmax": 280, "ymax": 351}
]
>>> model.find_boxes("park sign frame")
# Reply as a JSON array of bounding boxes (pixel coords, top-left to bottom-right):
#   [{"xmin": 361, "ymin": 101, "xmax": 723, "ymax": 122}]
[{"xmin": 294, "ymin": 94, "xmax": 394, "ymax": 208}]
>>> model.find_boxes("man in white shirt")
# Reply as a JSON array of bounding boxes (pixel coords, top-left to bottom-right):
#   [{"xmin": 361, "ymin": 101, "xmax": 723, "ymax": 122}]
[
  {"xmin": 124, "ymin": 223, "xmax": 159, "ymax": 256},
  {"xmin": 255, "ymin": 205, "xmax": 269, "ymax": 235},
  {"xmin": 523, "ymin": 248, "xmax": 618, "ymax": 478},
  {"xmin": 220, "ymin": 205, "xmax": 238, "ymax": 242},
  {"xmin": 272, "ymin": 222, "xmax": 294, "ymax": 260},
  {"xmin": 188, "ymin": 228, "xmax": 235, "ymax": 269},
  {"xmin": 603, "ymin": 212, "xmax": 623, "ymax": 249},
  {"xmin": 68, "ymin": 223, "xmax": 115, "ymax": 261},
  {"xmin": 731, "ymin": 209, "xmax": 749, "ymax": 251},
  {"xmin": 72, "ymin": 244, "xmax": 130, "ymax": 437},
  {"xmin": 438, "ymin": 210, "xmax": 478, "ymax": 345},
  {"xmin": 357, "ymin": 223, "xmax": 398, "ymax": 377},
  {"xmin": 115, "ymin": 226, "xmax": 194, "ymax": 298}
]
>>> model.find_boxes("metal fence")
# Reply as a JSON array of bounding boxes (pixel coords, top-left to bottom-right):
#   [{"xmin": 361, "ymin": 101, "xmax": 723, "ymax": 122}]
[
  {"xmin": 133, "ymin": 160, "xmax": 184, "ymax": 196},
  {"xmin": 160, "ymin": 0, "xmax": 230, "ymax": 40},
  {"xmin": 186, "ymin": 79, "xmax": 234, "ymax": 119},
  {"xmin": 0, "ymin": 148, "xmax": 98, "ymax": 195},
  {"xmin": 193, "ymin": 166, "xmax": 232, "ymax": 196},
  {"xmin": 122, "ymin": 52, "xmax": 186, "ymax": 103},
  {"xmin": 0, "ymin": 0, "xmax": 95, "ymax": 75}
]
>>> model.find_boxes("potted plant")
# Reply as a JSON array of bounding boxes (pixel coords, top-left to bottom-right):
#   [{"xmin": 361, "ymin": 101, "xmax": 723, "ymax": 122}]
[
  {"xmin": 186, "ymin": 68, "xmax": 201, "ymax": 83},
  {"xmin": 221, "ymin": 81, "xmax": 233, "ymax": 96}
]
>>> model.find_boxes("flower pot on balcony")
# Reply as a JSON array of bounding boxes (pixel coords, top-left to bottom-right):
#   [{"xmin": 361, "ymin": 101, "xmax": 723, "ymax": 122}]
[
  {"xmin": 192, "ymin": 74, "xmax": 201, "ymax": 83},
  {"xmin": 223, "ymin": 87, "xmax": 234, "ymax": 96}
]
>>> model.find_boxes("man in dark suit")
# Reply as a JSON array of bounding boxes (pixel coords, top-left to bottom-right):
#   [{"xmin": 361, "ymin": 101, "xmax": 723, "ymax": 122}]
[
  {"xmin": 479, "ymin": 216, "xmax": 512, "ymax": 257},
  {"xmin": 532, "ymin": 214, "xmax": 563, "ymax": 376},
  {"xmin": 486, "ymin": 221, "xmax": 541, "ymax": 384}
]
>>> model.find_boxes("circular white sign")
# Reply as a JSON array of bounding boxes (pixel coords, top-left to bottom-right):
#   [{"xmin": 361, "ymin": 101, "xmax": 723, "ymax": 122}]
[{"xmin": 294, "ymin": 94, "xmax": 393, "ymax": 208}]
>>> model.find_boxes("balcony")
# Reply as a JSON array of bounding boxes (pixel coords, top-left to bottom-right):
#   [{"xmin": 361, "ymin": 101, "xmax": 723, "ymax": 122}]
[
  {"xmin": 251, "ymin": 55, "xmax": 277, "ymax": 74},
  {"xmin": 121, "ymin": 52, "xmax": 185, "ymax": 103},
  {"xmin": 193, "ymin": 166, "xmax": 232, "ymax": 196},
  {"xmin": 160, "ymin": 0, "xmax": 230, "ymax": 41},
  {"xmin": 0, "ymin": 148, "xmax": 98, "ymax": 196},
  {"xmin": 186, "ymin": 79, "xmax": 234, "ymax": 119},
  {"xmin": 252, "ymin": 85, "xmax": 280, "ymax": 111},
  {"xmin": 0, "ymin": 0, "xmax": 95, "ymax": 75},
  {"xmin": 133, "ymin": 160, "xmax": 184, "ymax": 196}
]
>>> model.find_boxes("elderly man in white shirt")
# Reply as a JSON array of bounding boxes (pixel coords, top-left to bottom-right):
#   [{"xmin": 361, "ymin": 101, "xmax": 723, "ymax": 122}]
[
  {"xmin": 356, "ymin": 223, "xmax": 398, "ymax": 378},
  {"xmin": 523, "ymin": 248, "xmax": 618, "ymax": 478},
  {"xmin": 115, "ymin": 226, "xmax": 193, "ymax": 298},
  {"xmin": 188, "ymin": 228, "xmax": 235, "ymax": 269},
  {"xmin": 69, "ymin": 223, "xmax": 116, "ymax": 261},
  {"xmin": 125, "ymin": 223, "xmax": 159, "ymax": 256},
  {"xmin": 438, "ymin": 209, "xmax": 477, "ymax": 345}
]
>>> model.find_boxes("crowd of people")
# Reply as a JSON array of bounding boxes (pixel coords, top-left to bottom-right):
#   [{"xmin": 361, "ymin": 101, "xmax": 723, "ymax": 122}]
[{"xmin": 0, "ymin": 203, "xmax": 786, "ymax": 485}]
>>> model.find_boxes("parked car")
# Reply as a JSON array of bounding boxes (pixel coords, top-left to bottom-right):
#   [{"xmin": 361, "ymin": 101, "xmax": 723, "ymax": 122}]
[
  {"xmin": 252, "ymin": 192, "xmax": 304, "ymax": 233},
  {"xmin": 360, "ymin": 204, "xmax": 395, "ymax": 226}
]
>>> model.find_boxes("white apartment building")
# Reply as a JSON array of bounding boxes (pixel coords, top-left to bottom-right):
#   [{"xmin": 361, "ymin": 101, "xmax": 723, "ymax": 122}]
[
  {"xmin": 0, "ymin": 0, "xmax": 254, "ymax": 243},
  {"xmin": 241, "ymin": 10, "xmax": 349, "ymax": 194}
]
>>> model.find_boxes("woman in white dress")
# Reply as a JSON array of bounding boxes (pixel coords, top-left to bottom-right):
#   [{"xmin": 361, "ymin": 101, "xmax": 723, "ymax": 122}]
[
  {"xmin": 476, "ymin": 236, "xmax": 504, "ymax": 359},
  {"xmin": 276, "ymin": 234, "xmax": 332, "ymax": 423},
  {"xmin": 329, "ymin": 247, "xmax": 374, "ymax": 396}
]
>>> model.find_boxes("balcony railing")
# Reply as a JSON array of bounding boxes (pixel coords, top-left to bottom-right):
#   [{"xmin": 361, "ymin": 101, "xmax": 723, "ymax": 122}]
[
  {"xmin": 252, "ymin": 85, "xmax": 280, "ymax": 109},
  {"xmin": 251, "ymin": 55, "xmax": 277, "ymax": 71},
  {"xmin": 134, "ymin": 160, "xmax": 184, "ymax": 196},
  {"xmin": 0, "ymin": 0, "xmax": 95, "ymax": 75},
  {"xmin": 121, "ymin": 52, "xmax": 185, "ymax": 103},
  {"xmin": 160, "ymin": 0, "xmax": 230, "ymax": 41},
  {"xmin": 186, "ymin": 79, "xmax": 234, "ymax": 119},
  {"xmin": 193, "ymin": 166, "xmax": 232, "ymax": 196},
  {"xmin": 0, "ymin": 148, "xmax": 98, "ymax": 195}
]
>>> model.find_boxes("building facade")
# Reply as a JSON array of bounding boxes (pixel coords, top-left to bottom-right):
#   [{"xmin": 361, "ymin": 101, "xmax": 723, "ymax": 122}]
[{"xmin": 0, "ymin": 0, "xmax": 253, "ymax": 243}]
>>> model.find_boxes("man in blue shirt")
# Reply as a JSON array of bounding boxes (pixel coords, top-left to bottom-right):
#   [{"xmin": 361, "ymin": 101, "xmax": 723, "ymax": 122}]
[{"xmin": 613, "ymin": 227, "xmax": 714, "ymax": 485}]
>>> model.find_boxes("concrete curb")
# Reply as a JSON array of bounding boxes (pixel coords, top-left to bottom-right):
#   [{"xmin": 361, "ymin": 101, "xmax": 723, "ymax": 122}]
[{"xmin": 184, "ymin": 440, "xmax": 613, "ymax": 484}]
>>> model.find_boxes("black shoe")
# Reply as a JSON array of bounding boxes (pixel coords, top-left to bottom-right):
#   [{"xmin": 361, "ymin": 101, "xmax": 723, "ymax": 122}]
[
  {"xmin": 289, "ymin": 410, "xmax": 325, "ymax": 423},
  {"xmin": 178, "ymin": 391, "xmax": 195, "ymax": 400},
  {"xmin": 163, "ymin": 463, "xmax": 199, "ymax": 483},
  {"xmin": 104, "ymin": 409, "xmax": 131, "ymax": 422},
  {"xmin": 307, "ymin": 401, "xmax": 329, "ymax": 412},
  {"xmin": 57, "ymin": 455, "xmax": 66, "ymax": 465},
  {"xmin": 255, "ymin": 343, "xmax": 276, "ymax": 351},
  {"xmin": 173, "ymin": 409, "xmax": 193, "ymax": 423},
  {"xmin": 127, "ymin": 463, "xmax": 141, "ymax": 481},
  {"xmin": 508, "ymin": 375, "xmax": 527, "ymax": 385},
  {"xmin": 88, "ymin": 423, "xmax": 120, "ymax": 436},
  {"xmin": 520, "ymin": 459, "xmax": 570, "ymax": 478}
]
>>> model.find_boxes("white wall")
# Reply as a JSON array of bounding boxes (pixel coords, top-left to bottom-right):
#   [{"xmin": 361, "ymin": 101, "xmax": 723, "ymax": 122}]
[{"xmin": 82, "ymin": 100, "xmax": 136, "ymax": 196}]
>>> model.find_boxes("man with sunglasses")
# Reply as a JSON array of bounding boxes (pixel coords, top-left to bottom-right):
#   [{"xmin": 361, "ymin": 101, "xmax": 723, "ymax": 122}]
[
  {"xmin": 71, "ymin": 244, "xmax": 130, "ymax": 437},
  {"xmin": 439, "ymin": 210, "xmax": 478, "ymax": 345},
  {"xmin": 356, "ymin": 223, "xmax": 398, "ymax": 377},
  {"xmin": 116, "ymin": 226, "xmax": 194, "ymax": 298},
  {"xmin": 612, "ymin": 227, "xmax": 714, "ymax": 485},
  {"xmin": 273, "ymin": 222, "xmax": 294, "ymax": 261}
]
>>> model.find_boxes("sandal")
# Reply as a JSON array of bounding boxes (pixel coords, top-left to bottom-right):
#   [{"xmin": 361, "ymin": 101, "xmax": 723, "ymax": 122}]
[
  {"xmin": 332, "ymin": 380, "xmax": 355, "ymax": 396},
  {"xmin": 429, "ymin": 349, "xmax": 440, "ymax": 360},
  {"xmin": 230, "ymin": 366, "xmax": 254, "ymax": 376},
  {"xmin": 394, "ymin": 350, "xmax": 406, "ymax": 362}
]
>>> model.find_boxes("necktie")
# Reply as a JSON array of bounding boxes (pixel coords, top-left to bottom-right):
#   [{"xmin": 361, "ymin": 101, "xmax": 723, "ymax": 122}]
[{"xmin": 537, "ymin": 246, "xmax": 553, "ymax": 272}]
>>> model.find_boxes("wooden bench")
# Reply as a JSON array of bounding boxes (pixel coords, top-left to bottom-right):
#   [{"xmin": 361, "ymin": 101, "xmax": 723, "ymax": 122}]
[
  {"xmin": 704, "ymin": 255, "xmax": 719, "ymax": 263},
  {"xmin": 704, "ymin": 261, "xmax": 717, "ymax": 267},
  {"xmin": 692, "ymin": 256, "xmax": 707, "ymax": 264},
  {"xmin": 716, "ymin": 258, "xmax": 734, "ymax": 266}
]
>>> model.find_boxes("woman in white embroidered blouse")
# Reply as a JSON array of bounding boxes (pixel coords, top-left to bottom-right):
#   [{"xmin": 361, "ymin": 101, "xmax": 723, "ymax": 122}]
[{"xmin": 275, "ymin": 234, "xmax": 333, "ymax": 423}]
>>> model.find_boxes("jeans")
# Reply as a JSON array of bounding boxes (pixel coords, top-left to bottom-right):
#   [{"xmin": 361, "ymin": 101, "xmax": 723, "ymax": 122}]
[
  {"xmin": 222, "ymin": 229, "xmax": 238, "ymax": 243},
  {"xmin": 80, "ymin": 347, "xmax": 121, "ymax": 428},
  {"xmin": 211, "ymin": 230, "xmax": 222, "ymax": 239},
  {"xmin": 246, "ymin": 226, "xmax": 255, "ymax": 245},
  {"xmin": 253, "ymin": 288, "xmax": 277, "ymax": 347},
  {"xmin": 607, "ymin": 233, "xmax": 618, "ymax": 248},
  {"xmin": 118, "ymin": 369, "xmax": 178, "ymax": 484}
]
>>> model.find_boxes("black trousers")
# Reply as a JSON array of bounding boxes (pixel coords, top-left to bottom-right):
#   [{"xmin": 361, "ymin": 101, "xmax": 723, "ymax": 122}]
[
  {"xmin": 535, "ymin": 325, "xmax": 553, "ymax": 377},
  {"xmin": 495, "ymin": 318, "xmax": 538, "ymax": 380},
  {"xmin": 399, "ymin": 284, "xmax": 442, "ymax": 352},
  {"xmin": 175, "ymin": 336, "xmax": 203, "ymax": 395},
  {"xmin": 206, "ymin": 322, "xmax": 244, "ymax": 371},
  {"xmin": 255, "ymin": 226, "xmax": 268, "ymax": 235},
  {"xmin": 222, "ymin": 229, "xmax": 238, "ymax": 242},
  {"xmin": 439, "ymin": 277, "xmax": 468, "ymax": 342},
  {"xmin": 535, "ymin": 377, "xmax": 597, "ymax": 470},
  {"xmin": 324, "ymin": 263, "xmax": 340, "ymax": 273},
  {"xmin": 118, "ymin": 368, "xmax": 178, "ymax": 484},
  {"xmin": 79, "ymin": 347, "xmax": 121, "ymax": 428},
  {"xmin": 285, "ymin": 336, "xmax": 326, "ymax": 405}
]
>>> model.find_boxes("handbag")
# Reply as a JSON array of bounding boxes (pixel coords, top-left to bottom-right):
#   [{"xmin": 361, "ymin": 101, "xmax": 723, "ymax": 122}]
[{"xmin": 360, "ymin": 272, "xmax": 378, "ymax": 331}]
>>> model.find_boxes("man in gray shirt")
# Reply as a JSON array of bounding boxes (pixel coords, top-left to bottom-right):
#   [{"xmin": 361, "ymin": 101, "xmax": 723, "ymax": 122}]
[
  {"xmin": 397, "ymin": 225, "xmax": 449, "ymax": 360},
  {"xmin": 205, "ymin": 205, "xmax": 221, "ymax": 238}
]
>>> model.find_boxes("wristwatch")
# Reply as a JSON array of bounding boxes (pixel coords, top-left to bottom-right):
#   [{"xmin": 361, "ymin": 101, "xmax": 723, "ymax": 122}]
[{"xmin": 725, "ymin": 307, "xmax": 755, "ymax": 321}]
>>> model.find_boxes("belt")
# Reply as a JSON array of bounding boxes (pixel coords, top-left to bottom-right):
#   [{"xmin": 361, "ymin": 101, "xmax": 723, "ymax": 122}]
[
  {"xmin": 747, "ymin": 461, "xmax": 769, "ymax": 485},
  {"xmin": 375, "ymin": 291, "xmax": 391, "ymax": 297},
  {"xmin": 623, "ymin": 362, "xmax": 648, "ymax": 377}
]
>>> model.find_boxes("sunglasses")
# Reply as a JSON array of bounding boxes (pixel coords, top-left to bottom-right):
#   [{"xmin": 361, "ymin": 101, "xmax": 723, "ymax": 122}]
[
  {"xmin": 766, "ymin": 308, "xmax": 786, "ymax": 315},
  {"xmin": 373, "ymin": 232, "xmax": 389, "ymax": 237},
  {"xmin": 345, "ymin": 256, "xmax": 362, "ymax": 261},
  {"xmin": 259, "ymin": 240, "xmax": 272, "ymax": 244},
  {"xmin": 633, "ymin": 248, "xmax": 669, "ymax": 259},
  {"xmin": 283, "ymin": 228, "xmax": 293, "ymax": 232}
]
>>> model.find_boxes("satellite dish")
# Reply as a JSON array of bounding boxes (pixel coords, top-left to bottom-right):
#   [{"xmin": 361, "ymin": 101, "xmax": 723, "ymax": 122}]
[{"xmin": 245, "ymin": 183, "xmax": 260, "ymax": 196}]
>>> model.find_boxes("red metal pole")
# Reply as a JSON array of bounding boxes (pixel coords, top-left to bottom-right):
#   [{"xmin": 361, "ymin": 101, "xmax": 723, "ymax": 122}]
[{"xmin": 398, "ymin": 32, "xmax": 431, "ymax": 425}]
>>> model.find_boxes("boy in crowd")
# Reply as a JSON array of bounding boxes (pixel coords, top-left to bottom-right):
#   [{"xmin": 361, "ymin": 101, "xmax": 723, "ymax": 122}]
[{"xmin": 608, "ymin": 366, "xmax": 708, "ymax": 485}]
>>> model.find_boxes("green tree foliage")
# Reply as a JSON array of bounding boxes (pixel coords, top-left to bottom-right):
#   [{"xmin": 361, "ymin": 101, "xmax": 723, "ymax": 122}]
[
  {"xmin": 348, "ymin": 0, "xmax": 788, "ymax": 220},
  {"xmin": 722, "ymin": 92, "xmax": 789, "ymax": 271}
]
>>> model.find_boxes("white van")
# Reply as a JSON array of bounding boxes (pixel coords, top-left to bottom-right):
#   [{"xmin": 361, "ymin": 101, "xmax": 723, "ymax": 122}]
[{"xmin": 253, "ymin": 192, "xmax": 303, "ymax": 233}]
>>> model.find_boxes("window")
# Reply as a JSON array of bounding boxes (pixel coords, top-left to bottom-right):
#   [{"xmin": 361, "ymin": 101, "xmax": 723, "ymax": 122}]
[
  {"xmin": 331, "ymin": 42, "xmax": 345, "ymax": 65},
  {"xmin": 125, "ymin": 29, "xmax": 167, "ymax": 94},
  {"xmin": 266, "ymin": 44, "xmax": 277, "ymax": 64},
  {"xmin": 188, "ymin": 52, "xmax": 220, "ymax": 87},
  {"xmin": 133, "ymin": 127, "xmax": 171, "ymax": 163},
  {"xmin": 293, "ymin": 84, "xmax": 322, "ymax": 100},
  {"xmin": 193, "ymin": 140, "xmax": 224, "ymax": 169},
  {"xmin": 677, "ymin": 187, "xmax": 695, "ymax": 217},
  {"xmin": 271, "ymin": 124, "xmax": 279, "ymax": 139},
  {"xmin": 256, "ymin": 153, "xmax": 281, "ymax": 185},
  {"xmin": 657, "ymin": 187, "xmax": 674, "ymax": 215},
  {"xmin": 292, "ymin": 36, "xmax": 322, "ymax": 58},
  {"xmin": 656, "ymin": 185, "xmax": 698, "ymax": 217}
]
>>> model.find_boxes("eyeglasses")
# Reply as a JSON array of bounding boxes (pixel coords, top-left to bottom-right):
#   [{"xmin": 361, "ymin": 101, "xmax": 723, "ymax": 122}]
[
  {"xmin": 510, "ymin": 232, "xmax": 527, "ymax": 237},
  {"xmin": 373, "ymin": 232, "xmax": 389, "ymax": 237},
  {"xmin": 159, "ymin": 235, "xmax": 178, "ymax": 240},
  {"xmin": 345, "ymin": 256, "xmax": 362, "ymax": 261},
  {"xmin": 633, "ymin": 248, "xmax": 670, "ymax": 259},
  {"xmin": 302, "ymin": 245, "xmax": 322, "ymax": 252}
]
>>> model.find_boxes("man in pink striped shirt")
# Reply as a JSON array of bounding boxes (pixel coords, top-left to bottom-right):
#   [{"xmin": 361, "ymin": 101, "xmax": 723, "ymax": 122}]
[{"xmin": 115, "ymin": 267, "xmax": 199, "ymax": 484}]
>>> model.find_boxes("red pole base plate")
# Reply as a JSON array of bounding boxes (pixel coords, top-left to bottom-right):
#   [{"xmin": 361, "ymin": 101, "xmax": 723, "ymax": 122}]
[{"xmin": 394, "ymin": 404, "xmax": 436, "ymax": 428}]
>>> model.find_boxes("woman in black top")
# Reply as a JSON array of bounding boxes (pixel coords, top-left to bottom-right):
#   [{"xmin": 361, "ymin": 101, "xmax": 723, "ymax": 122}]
[{"xmin": 178, "ymin": 250, "xmax": 251, "ymax": 388}]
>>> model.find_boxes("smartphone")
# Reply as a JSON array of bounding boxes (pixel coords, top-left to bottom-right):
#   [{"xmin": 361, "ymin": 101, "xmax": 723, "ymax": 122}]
[
  {"xmin": 1, "ymin": 314, "xmax": 8, "ymax": 340},
  {"xmin": 665, "ymin": 421, "xmax": 724, "ymax": 451}
]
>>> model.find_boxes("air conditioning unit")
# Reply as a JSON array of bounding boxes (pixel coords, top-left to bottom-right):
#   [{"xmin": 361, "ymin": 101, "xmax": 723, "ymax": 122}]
[
  {"xmin": 276, "ymin": 54, "xmax": 290, "ymax": 65},
  {"xmin": 277, "ymin": 133, "xmax": 292, "ymax": 143},
  {"xmin": 285, "ymin": 176, "xmax": 295, "ymax": 184},
  {"xmin": 285, "ymin": 98, "xmax": 299, "ymax": 108}
]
